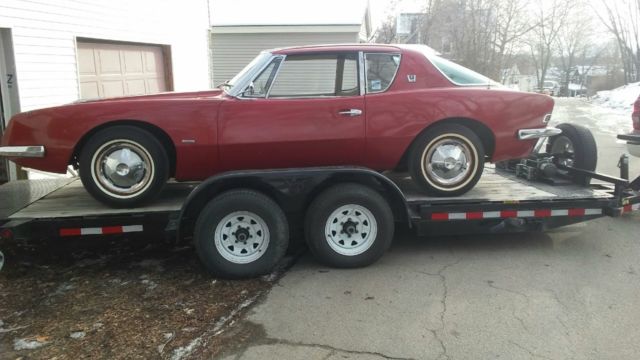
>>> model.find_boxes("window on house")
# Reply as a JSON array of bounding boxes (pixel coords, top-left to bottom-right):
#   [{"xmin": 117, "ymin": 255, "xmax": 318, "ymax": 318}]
[
  {"xmin": 268, "ymin": 53, "xmax": 359, "ymax": 97},
  {"xmin": 365, "ymin": 53, "xmax": 400, "ymax": 93}
]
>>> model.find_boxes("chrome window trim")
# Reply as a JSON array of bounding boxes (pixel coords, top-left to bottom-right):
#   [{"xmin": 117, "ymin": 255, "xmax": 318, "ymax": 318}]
[
  {"xmin": 265, "ymin": 55, "xmax": 287, "ymax": 99},
  {"xmin": 264, "ymin": 52, "xmax": 362, "ymax": 99},
  {"xmin": 232, "ymin": 53, "xmax": 285, "ymax": 99},
  {"xmin": 364, "ymin": 52, "xmax": 402, "ymax": 94},
  {"xmin": 358, "ymin": 51, "xmax": 366, "ymax": 96}
]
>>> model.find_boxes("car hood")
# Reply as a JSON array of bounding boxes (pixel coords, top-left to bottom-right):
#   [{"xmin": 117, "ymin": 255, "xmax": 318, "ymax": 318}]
[{"xmin": 73, "ymin": 89, "xmax": 226, "ymax": 104}]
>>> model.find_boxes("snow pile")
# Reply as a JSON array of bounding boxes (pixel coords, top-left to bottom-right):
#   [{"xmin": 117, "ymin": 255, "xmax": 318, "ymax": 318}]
[{"xmin": 591, "ymin": 82, "xmax": 640, "ymax": 111}]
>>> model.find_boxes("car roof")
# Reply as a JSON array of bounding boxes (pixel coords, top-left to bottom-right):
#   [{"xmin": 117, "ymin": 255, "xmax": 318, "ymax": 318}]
[{"xmin": 269, "ymin": 43, "xmax": 439, "ymax": 56}]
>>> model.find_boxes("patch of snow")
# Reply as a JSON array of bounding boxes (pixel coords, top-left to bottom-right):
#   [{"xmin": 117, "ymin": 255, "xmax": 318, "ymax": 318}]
[
  {"xmin": 141, "ymin": 278, "xmax": 158, "ymax": 291},
  {"xmin": 169, "ymin": 295, "xmax": 259, "ymax": 360},
  {"xmin": 70, "ymin": 331, "xmax": 86, "ymax": 339},
  {"xmin": 591, "ymin": 82, "xmax": 640, "ymax": 111},
  {"xmin": 13, "ymin": 337, "xmax": 49, "ymax": 350}
]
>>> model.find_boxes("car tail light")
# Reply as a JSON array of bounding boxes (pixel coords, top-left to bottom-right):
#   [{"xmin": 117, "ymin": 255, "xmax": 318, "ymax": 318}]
[{"xmin": 633, "ymin": 97, "xmax": 640, "ymax": 130}]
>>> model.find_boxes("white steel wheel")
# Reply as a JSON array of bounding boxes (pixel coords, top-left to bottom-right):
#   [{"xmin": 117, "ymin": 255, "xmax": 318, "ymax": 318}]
[
  {"xmin": 324, "ymin": 204, "xmax": 378, "ymax": 256},
  {"xmin": 409, "ymin": 123, "xmax": 485, "ymax": 197},
  {"xmin": 305, "ymin": 184, "xmax": 394, "ymax": 268},
  {"xmin": 214, "ymin": 211, "xmax": 270, "ymax": 264},
  {"xmin": 194, "ymin": 189, "xmax": 289, "ymax": 278}
]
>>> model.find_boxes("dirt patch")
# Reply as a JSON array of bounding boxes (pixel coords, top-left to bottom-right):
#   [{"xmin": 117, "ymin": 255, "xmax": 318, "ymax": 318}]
[{"xmin": 0, "ymin": 236, "xmax": 286, "ymax": 359}]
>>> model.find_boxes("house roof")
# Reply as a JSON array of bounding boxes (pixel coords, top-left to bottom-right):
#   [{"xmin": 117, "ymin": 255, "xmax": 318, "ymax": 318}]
[{"xmin": 210, "ymin": 0, "xmax": 369, "ymax": 26}]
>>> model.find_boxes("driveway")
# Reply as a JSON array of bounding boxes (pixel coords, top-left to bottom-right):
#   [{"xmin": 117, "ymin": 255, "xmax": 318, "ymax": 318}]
[{"xmin": 216, "ymin": 98, "xmax": 640, "ymax": 360}]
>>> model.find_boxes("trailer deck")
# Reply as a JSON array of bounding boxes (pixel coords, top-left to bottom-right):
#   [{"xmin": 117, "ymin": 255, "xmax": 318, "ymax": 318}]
[{"xmin": 0, "ymin": 167, "xmax": 619, "ymax": 221}]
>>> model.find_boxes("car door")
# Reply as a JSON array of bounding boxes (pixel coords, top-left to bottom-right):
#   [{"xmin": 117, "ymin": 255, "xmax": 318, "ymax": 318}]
[{"xmin": 218, "ymin": 52, "xmax": 365, "ymax": 171}]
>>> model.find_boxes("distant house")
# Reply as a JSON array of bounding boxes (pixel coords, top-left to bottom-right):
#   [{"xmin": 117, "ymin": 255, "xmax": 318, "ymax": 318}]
[
  {"xmin": 209, "ymin": 0, "xmax": 371, "ymax": 86},
  {"xmin": 501, "ymin": 65, "xmax": 537, "ymax": 92}
]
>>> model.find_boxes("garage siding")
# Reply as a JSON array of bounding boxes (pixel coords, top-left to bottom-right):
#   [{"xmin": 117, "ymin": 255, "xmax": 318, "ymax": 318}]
[
  {"xmin": 211, "ymin": 32, "xmax": 359, "ymax": 86},
  {"xmin": 0, "ymin": 0, "xmax": 210, "ymax": 112}
]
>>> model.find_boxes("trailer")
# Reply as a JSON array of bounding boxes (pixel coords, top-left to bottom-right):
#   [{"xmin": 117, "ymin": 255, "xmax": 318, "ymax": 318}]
[{"xmin": 1, "ymin": 130, "xmax": 640, "ymax": 277}]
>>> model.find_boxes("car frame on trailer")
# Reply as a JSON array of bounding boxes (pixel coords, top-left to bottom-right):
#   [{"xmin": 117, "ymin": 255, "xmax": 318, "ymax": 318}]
[{"xmin": 1, "ymin": 125, "xmax": 639, "ymax": 278}]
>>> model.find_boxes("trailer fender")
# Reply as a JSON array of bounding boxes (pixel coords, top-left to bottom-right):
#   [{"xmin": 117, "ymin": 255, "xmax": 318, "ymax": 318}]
[{"xmin": 176, "ymin": 167, "xmax": 411, "ymax": 243}]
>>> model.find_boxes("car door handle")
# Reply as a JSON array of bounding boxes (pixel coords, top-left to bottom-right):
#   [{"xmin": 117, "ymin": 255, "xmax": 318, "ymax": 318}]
[{"xmin": 338, "ymin": 109, "xmax": 363, "ymax": 117}]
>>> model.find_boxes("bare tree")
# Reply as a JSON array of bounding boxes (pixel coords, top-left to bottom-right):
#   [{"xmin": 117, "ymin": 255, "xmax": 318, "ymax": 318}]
[
  {"xmin": 374, "ymin": 15, "xmax": 398, "ymax": 44},
  {"xmin": 595, "ymin": 0, "xmax": 640, "ymax": 83},
  {"xmin": 554, "ymin": 0, "xmax": 594, "ymax": 95},
  {"xmin": 488, "ymin": 0, "xmax": 536, "ymax": 79},
  {"xmin": 527, "ymin": 0, "xmax": 571, "ymax": 89}
]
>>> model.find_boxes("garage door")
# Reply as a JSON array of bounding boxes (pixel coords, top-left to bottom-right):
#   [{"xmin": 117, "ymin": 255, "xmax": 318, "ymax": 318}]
[{"xmin": 77, "ymin": 41, "xmax": 168, "ymax": 99}]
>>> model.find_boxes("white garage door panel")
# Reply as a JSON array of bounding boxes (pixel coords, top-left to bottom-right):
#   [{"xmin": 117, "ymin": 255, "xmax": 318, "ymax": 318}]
[{"xmin": 78, "ymin": 41, "xmax": 167, "ymax": 99}]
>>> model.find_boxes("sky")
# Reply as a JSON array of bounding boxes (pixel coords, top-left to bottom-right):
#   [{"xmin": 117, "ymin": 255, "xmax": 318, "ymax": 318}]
[{"xmin": 209, "ymin": 0, "xmax": 613, "ymax": 40}]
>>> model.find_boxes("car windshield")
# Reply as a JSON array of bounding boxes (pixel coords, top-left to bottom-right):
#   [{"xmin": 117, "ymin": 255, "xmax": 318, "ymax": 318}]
[{"xmin": 225, "ymin": 52, "xmax": 272, "ymax": 92}]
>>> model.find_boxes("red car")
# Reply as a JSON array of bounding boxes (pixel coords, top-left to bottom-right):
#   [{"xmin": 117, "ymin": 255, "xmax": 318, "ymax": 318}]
[
  {"xmin": 627, "ymin": 94, "xmax": 640, "ymax": 157},
  {"xmin": 0, "ymin": 44, "xmax": 558, "ymax": 207}
]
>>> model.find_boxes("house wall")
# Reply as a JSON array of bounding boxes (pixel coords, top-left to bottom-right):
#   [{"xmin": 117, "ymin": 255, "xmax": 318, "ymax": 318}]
[
  {"xmin": 0, "ymin": 0, "xmax": 211, "ymax": 113},
  {"xmin": 210, "ymin": 29, "xmax": 361, "ymax": 86}
]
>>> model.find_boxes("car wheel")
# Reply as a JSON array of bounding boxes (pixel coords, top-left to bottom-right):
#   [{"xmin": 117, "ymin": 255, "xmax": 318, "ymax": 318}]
[
  {"xmin": 408, "ymin": 123, "xmax": 485, "ymax": 196},
  {"xmin": 194, "ymin": 189, "xmax": 289, "ymax": 278},
  {"xmin": 304, "ymin": 184, "xmax": 394, "ymax": 268},
  {"xmin": 547, "ymin": 123, "xmax": 597, "ymax": 186},
  {"xmin": 79, "ymin": 125, "xmax": 169, "ymax": 208}
]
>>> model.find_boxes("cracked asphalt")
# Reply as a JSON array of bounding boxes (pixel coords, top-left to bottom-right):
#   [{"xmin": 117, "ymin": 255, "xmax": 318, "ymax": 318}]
[{"xmin": 216, "ymin": 99, "xmax": 640, "ymax": 360}]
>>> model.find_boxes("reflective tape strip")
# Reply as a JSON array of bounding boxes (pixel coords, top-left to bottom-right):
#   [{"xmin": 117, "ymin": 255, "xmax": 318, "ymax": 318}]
[
  {"xmin": 585, "ymin": 208, "xmax": 603, "ymax": 216},
  {"xmin": 59, "ymin": 225, "xmax": 144, "ymax": 237},
  {"xmin": 483, "ymin": 211, "xmax": 501, "ymax": 218},
  {"xmin": 429, "ymin": 208, "xmax": 605, "ymax": 221}
]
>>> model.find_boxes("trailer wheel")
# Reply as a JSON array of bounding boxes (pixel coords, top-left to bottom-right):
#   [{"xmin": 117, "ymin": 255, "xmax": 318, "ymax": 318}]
[
  {"xmin": 194, "ymin": 189, "xmax": 289, "ymax": 278},
  {"xmin": 79, "ymin": 125, "xmax": 169, "ymax": 208},
  {"xmin": 304, "ymin": 184, "xmax": 394, "ymax": 268},
  {"xmin": 548, "ymin": 123, "xmax": 597, "ymax": 186},
  {"xmin": 408, "ymin": 124, "xmax": 485, "ymax": 196}
]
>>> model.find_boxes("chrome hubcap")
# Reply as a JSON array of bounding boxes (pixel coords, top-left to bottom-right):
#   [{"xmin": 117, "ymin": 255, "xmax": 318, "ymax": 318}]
[
  {"xmin": 424, "ymin": 138, "xmax": 472, "ymax": 186},
  {"xmin": 214, "ymin": 211, "xmax": 270, "ymax": 264},
  {"xmin": 91, "ymin": 140, "xmax": 153, "ymax": 198},
  {"xmin": 550, "ymin": 136, "xmax": 575, "ymax": 167},
  {"xmin": 325, "ymin": 204, "xmax": 377, "ymax": 256}
]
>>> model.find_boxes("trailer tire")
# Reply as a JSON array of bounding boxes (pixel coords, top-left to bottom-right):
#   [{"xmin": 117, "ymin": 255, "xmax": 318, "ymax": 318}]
[
  {"xmin": 305, "ymin": 184, "xmax": 394, "ymax": 268},
  {"xmin": 548, "ymin": 123, "xmax": 597, "ymax": 186},
  {"xmin": 194, "ymin": 189, "xmax": 289, "ymax": 279},
  {"xmin": 408, "ymin": 123, "xmax": 485, "ymax": 196}
]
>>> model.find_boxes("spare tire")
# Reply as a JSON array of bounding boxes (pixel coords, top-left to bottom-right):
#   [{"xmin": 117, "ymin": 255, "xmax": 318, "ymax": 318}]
[{"xmin": 547, "ymin": 123, "xmax": 597, "ymax": 186}]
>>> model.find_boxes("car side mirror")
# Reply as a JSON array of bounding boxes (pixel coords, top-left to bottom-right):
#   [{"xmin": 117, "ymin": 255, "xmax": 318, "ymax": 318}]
[{"xmin": 242, "ymin": 82, "xmax": 255, "ymax": 97}]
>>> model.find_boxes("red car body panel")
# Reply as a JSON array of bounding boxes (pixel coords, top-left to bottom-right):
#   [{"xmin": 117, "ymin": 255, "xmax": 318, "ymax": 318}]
[{"xmin": 1, "ymin": 44, "xmax": 554, "ymax": 180}]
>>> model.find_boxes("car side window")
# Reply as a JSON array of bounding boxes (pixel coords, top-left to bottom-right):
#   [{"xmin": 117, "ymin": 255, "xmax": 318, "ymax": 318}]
[
  {"xmin": 268, "ymin": 53, "xmax": 359, "ymax": 98},
  {"xmin": 365, "ymin": 53, "xmax": 400, "ymax": 93},
  {"xmin": 243, "ymin": 58, "xmax": 281, "ymax": 98}
]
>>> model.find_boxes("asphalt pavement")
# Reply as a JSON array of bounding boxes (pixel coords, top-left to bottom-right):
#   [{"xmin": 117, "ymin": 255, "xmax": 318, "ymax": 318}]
[{"xmin": 217, "ymin": 98, "xmax": 640, "ymax": 360}]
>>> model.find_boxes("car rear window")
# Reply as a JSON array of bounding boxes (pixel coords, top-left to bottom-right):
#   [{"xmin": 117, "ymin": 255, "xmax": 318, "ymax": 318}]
[{"xmin": 429, "ymin": 55, "xmax": 495, "ymax": 86}]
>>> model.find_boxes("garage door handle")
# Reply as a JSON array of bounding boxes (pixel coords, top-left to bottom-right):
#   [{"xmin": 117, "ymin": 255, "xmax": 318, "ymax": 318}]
[{"xmin": 338, "ymin": 109, "xmax": 363, "ymax": 117}]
